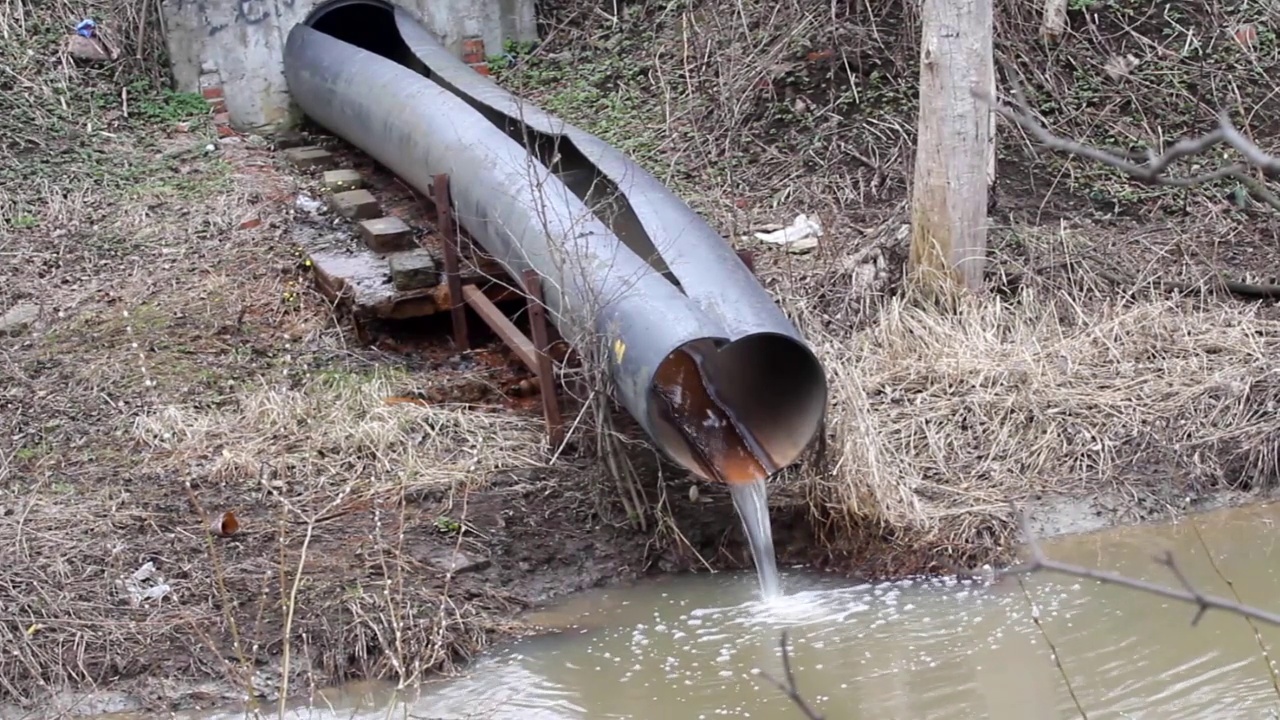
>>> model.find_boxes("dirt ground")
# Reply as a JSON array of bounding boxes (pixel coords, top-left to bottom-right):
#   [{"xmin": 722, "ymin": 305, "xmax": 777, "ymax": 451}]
[{"xmin": 4, "ymin": 0, "xmax": 1280, "ymax": 715}]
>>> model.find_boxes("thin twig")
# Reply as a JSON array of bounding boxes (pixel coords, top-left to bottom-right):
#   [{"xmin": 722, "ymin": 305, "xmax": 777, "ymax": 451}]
[
  {"xmin": 1015, "ymin": 577, "xmax": 1090, "ymax": 719},
  {"xmin": 1003, "ymin": 509, "xmax": 1280, "ymax": 628},
  {"xmin": 1188, "ymin": 519, "xmax": 1280, "ymax": 701},
  {"xmin": 757, "ymin": 630, "xmax": 825, "ymax": 720},
  {"xmin": 972, "ymin": 69, "xmax": 1280, "ymax": 214}
]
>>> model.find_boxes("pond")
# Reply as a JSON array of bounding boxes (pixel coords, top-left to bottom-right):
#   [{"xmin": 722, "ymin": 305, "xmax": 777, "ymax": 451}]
[{"xmin": 176, "ymin": 502, "xmax": 1280, "ymax": 718}]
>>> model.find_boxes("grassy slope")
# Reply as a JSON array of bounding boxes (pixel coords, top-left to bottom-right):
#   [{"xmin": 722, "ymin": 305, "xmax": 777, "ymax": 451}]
[
  {"xmin": 0, "ymin": 0, "xmax": 566, "ymax": 711},
  {"xmin": 494, "ymin": 0, "xmax": 1280, "ymax": 573}
]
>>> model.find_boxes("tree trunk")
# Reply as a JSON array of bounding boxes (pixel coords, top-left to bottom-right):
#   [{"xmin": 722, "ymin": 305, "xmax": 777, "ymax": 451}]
[{"xmin": 908, "ymin": 0, "xmax": 995, "ymax": 297}]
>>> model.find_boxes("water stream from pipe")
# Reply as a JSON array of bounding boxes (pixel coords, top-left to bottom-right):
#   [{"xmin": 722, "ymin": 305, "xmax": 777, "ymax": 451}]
[
  {"xmin": 653, "ymin": 342, "xmax": 785, "ymax": 601},
  {"xmin": 727, "ymin": 479, "xmax": 782, "ymax": 599}
]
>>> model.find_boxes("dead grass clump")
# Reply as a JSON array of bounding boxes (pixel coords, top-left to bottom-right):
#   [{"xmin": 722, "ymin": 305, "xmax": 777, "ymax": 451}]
[
  {"xmin": 795, "ymin": 228, "xmax": 1280, "ymax": 573},
  {"xmin": 132, "ymin": 368, "xmax": 548, "ymax": 496}
]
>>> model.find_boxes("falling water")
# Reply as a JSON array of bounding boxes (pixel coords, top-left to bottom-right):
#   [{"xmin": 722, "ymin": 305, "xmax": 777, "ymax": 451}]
[
  {"xmin": 727, "ymin": 478, "xmax": 782, "ymax": 600},
  {"xmin": 652, "ymin": 341, "xmax": 786, "ymax": 601}
]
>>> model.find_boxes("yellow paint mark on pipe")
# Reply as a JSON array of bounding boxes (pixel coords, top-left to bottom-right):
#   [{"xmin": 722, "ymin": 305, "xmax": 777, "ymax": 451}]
[{"xmin": 613, "ymin": 338, "xmax": 626, "ymax": 364}]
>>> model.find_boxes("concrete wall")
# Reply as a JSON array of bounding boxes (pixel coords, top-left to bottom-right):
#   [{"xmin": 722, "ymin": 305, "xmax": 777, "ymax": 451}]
[{"xmin": 162, "ymin": 0, "xmax": 538, "ymax": 134}]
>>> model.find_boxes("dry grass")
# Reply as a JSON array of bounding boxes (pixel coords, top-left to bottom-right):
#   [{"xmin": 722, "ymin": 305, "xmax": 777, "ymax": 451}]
[
  {"xmin": 0, "ymin": 0, "xmax": 569, "ymax": 710},
  {"xmin": 792, "ymin": 224, "xmax": 1280, "ymax": 572},
  {"xmin": 132, "ymin": 370, "xmax": 546, "ymax": 495}
]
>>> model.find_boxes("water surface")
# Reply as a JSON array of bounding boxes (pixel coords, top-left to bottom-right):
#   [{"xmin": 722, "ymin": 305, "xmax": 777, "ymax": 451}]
[{"xmin": 185, "ymin": 502, "xmax": 1280, "ymax": 719}]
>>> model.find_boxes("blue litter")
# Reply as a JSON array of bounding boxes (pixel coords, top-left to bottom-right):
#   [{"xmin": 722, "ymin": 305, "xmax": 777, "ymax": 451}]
[{"xmin": 75, "ymin": 19, "xmax": 96, "ymax": 38}]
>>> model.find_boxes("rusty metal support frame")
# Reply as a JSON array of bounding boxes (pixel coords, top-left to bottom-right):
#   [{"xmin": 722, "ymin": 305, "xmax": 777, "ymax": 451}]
[{"xmin": 433, "ymin": 173, "xmax": 565, "ymax": 447}]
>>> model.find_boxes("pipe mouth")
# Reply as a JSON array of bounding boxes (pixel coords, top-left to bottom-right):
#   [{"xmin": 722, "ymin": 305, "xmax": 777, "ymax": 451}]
[
  {"xmin": 647, "ymin": 333, "xmax": 828, "ymax": 484},
  {"xmin": 303, "ymin": 0, "xmax": 395, "ymax": 26},
  {"xmin": 302, "ymin": 0, "xmax": 427, "ymax": 71}
]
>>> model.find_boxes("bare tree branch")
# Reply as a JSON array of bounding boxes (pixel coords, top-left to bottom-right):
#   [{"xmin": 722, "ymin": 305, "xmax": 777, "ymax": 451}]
[
  {"xmin": 971, "ymin": 70, "xmax": 1280, "ymax": 213},
  {"xmin": 969, "ymin": 71, "xmax": 1280, "ymax": 300},
  {"xmin": 1001, "ymin": 508, "xmax": 1280, "ymax": 628},
  {"xmin": 757, "ymin": 630, "xmax": 825, "ymax": 720}
]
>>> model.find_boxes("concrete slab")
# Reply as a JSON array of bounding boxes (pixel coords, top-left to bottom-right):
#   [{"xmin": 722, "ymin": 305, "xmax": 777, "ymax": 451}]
[
  {"xmin": 329, "ymin": 189, "xmax": 381, "ymax": 220},
  {"xmin": 388, "ymin": 249, "xmax": 440, "ymax": 291},
  {"xmin": 358, "ymin": 216, "xmax": 415, "ymax": 253},
  {"xmin": 283, "ymin": 146, "xmax": 335, "ymax": 170},
  {"xmin": 297, "ymin": 225, "xmax": 518, "ymax": 321},
  {"xmin": 323, "ymin": 169, "xmax": 363, "ymax": 193}
]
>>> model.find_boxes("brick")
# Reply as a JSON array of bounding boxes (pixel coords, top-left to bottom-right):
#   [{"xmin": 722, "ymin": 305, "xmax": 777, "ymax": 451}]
[
  {"xmin": 212, "ymin": 111, "xmax": 230, "ymax": 125},
  {"xmin": 461, "ymin": 37, "xmax": 485, "ymax": 55},
  {"xmin": 201, "ymin": 85, "xmax": 224, "ymax": 100},
  {"xmin": 387, "ymin": 248, "xmax": 439, "ymax": 291},
  {"xmin": 358, "ymin": 216, "xmax": 414, "ymax": 253},
  {"xmin": 208, "ymin": 99, "xmax": 226, "ymax": 114},
  {"xmin": 216, "ymin": 123, "xmax": 237, "ymax": 138},
  {"xmin": 470, "ymin": 63, "xmax": 491, "ymax": 76},
  {"xmin": 322, "ymin": 169, "xmax": 363, "ymax": 193},
  {"xmin": 283, "ymin": 146, "xmax": 335, "ymax": 170},
  {"xmin": 329, "ymin": 189, "xmax": 381, "ymax": 220}
]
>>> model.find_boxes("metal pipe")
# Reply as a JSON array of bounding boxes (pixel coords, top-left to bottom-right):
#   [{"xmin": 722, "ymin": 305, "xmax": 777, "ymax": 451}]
[{"xmin": 283, "ymin": 11, "xmax": 828, "ymax": 484}]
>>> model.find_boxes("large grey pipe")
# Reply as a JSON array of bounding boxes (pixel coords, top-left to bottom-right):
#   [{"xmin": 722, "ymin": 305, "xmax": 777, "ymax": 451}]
[{"xmin": 283, "ymin": 5, "xmax": 827, "ymax": 485}]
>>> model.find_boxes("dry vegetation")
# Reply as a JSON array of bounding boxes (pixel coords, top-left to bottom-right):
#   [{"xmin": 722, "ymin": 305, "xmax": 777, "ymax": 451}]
[
  {"xmin": 0, "ymin": 0, "xmax": 576, "ymax": 712},
  {"xmin": 499, "ymin": 0, "xmax": 1280, "ymax": 572},
  {"xmin": 4, "ymin": 0, "xmax": 1280, "ymax": 711}
]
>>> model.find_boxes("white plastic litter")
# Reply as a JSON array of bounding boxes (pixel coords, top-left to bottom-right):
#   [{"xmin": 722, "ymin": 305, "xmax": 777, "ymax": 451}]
[
  {"xmin": 752, "ymin": 213, "xmax": 822, "ymax": 253},
  {"xmin": 294, "ymin": 193, "xmax": 325, "ymax": 215},
  {"xmin": 121, "ymin": 561, "xmax": 172, "ymax": 606}
]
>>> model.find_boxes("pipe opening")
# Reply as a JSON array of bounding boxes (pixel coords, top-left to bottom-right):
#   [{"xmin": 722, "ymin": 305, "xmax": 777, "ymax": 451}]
[
  {"xmin": 306, "ymin": 0, "xmax": 426, "ymax": 73},
  {"xmin": 648, "ymin": 334, "xmax": 827, "ymax": 484},
  {"xmin": 303, "ymin": 3, "xmax": 679, "ymax": 288}
]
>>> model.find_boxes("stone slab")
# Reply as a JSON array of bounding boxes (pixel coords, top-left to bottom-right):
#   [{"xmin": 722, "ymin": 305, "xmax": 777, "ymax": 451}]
[
  {"xmin": 329, "ymin": 189, "xmax": 381, "ymax": 220},
  {"xmin": 323, "ymin": 169, "xmax": 363, "ymax": 193},
  {"xmin": 283, "ymin": 146, "xmax": 335, "ymax": 170},
  {"xmin": 272, "ymin": 130, "xmax": 310, "ymax": 150},
  {"xmin": 388, "ymin": 248, "xmax": 440, "ymax": 291},
  {"xmin": 298, "ymin": 227, "xmax": 517, "ymax": 321},
  {"xmin": 358, "ymin": 216, "xmax": 415, "ymax": 253},
  {"xmin": 427, "ymin": 548, "xmax": 490, "ymax": 575}
]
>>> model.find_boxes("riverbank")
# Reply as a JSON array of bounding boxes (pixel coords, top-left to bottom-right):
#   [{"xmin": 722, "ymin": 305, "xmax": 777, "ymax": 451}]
[{"xmin": 4, "ymin": 0, "xmax": 1280, "ymax": 715}]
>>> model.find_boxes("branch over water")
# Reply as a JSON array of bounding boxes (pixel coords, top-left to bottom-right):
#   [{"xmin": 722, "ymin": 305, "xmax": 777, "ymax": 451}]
[{"xmin": 1003, "ymin": 509, "xmax": 1280, "ymax": 628}]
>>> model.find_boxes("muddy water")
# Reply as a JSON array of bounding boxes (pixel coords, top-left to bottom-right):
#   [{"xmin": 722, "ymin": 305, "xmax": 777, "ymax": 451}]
[{"xmin": 174, "ymin": 502, "xmax": 1280, "ymax": 719}]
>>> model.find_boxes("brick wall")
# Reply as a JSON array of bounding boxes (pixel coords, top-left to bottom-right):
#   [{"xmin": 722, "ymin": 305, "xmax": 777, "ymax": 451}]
[
  {"xmin": 460, "ymin": 37, "xmax": 491, "ymax": 76},
  {"xmin": 198, "ymin": 65, "xmax": 236, "ymax": 137}
]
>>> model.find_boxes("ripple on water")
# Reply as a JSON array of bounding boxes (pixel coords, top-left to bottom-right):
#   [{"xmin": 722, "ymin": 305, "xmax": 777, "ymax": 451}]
[{"xmin": 283, "ymin": 565, "xmax": 1280, "ymax": 720}]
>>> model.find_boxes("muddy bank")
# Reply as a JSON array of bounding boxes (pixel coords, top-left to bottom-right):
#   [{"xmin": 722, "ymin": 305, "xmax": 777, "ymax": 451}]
[
  {"xmin": 6, "ymin": 448, "xmax": 1274, "ymax": 720},
  {"xmin": 0, "ymin": 454, "xmax": 796, "ymax": 717}
]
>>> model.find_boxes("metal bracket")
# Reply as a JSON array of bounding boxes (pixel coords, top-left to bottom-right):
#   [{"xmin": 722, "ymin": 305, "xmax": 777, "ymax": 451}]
[{"xmin": 432, "ymin": 173, "xmax": 565, "ymax": 447}]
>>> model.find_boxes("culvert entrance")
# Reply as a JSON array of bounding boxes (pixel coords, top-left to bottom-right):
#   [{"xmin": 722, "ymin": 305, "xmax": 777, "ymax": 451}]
[{"xmin": 305, "ymin": 0, "xmax": 425, "ymax": 71}]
